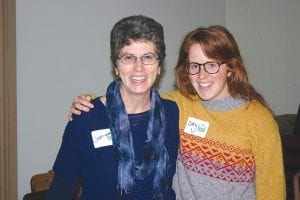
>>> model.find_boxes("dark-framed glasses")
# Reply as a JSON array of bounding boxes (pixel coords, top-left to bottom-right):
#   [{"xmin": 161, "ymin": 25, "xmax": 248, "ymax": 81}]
[
  {"xmin": 118, "ymin": 53, "xmax": 159, "ymax": 65},
  {"xmin": 185, "ymin": 61, "xmax": 226, "ymax": 75}
]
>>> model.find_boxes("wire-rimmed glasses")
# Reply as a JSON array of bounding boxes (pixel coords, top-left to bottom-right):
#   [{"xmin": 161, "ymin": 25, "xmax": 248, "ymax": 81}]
[{"xmin": 118, "ymin": 53, "xmax": 159, "ymax": 65}]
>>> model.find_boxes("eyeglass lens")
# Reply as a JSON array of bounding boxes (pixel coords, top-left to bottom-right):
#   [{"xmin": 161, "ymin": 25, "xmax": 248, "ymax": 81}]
[
  {"xmin": 120, "ymin": 53, "xmax": 157, "ymax": 65},
  {"xmin": 186, "ymin": 62, "xmax": 221, "ymax": 74}
]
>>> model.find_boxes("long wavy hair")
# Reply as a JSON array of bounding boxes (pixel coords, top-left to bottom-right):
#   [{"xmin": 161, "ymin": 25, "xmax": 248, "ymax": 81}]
[{"xmin": 175, "ymin": 25, "xmax": 269, "ymax": 108}]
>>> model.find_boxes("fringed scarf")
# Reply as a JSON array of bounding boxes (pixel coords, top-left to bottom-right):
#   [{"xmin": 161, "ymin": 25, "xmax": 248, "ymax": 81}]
[{"xmin": 106, "ymin": 80, "xmax": 169, "ymax": 199}]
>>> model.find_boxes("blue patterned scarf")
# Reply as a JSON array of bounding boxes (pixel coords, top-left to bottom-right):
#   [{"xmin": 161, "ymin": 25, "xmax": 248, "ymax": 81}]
[{"xmin": 106, "ymin": 80, "xmax": 169, "ymax": 199}]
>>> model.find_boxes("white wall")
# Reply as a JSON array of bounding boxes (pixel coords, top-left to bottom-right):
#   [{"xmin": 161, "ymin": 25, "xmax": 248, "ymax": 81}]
[
  {"xmin": 226, "ymin": 0, "xmax": 300, "ymax": 114},
  {"xmin": 16, "ymin": 0, "xmax": 225, "ymax": 198}
]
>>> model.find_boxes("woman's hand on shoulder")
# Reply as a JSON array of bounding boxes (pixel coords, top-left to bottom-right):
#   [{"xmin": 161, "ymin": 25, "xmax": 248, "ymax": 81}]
[{"xmin": 68, "ymin": 94, "xmax": 95, "ymax": 121}]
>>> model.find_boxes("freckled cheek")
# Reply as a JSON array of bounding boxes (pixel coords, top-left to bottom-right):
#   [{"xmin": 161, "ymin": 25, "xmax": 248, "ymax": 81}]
[
  {"xmin": 214, "ymin": 73, "xmax": 228, "ymax": 83},
  {"xmin": 188, "ymin": 75, "xmax": 197, "ymax": 84}
]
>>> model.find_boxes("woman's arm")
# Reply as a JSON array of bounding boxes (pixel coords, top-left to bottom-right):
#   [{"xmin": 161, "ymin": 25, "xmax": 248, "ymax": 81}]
[
  {"xmin": 68, "ymin": 94, "xmax": 95, "ymax": 120},
  {"xmin": 253, "ymin": 111, "xmax": 286, "ymax": 200}
]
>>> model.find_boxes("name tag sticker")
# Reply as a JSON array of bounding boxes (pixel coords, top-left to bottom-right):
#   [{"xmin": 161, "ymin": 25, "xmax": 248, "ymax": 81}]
[
  {"xmin": 91, "ymin": 128, "xmax": 113, "ymax": 148},
  {"xmin": 184, "ymin": 117, "xmax": 209, "ymax": 138}
]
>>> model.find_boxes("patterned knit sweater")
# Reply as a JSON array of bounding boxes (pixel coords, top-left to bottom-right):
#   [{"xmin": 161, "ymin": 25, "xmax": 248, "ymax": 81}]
[{"xmin": 163, "ymin": 90, "xmax": 285, "ymax": 200}]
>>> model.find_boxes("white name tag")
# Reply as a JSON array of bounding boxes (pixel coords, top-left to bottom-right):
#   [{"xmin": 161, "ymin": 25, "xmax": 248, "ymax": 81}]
[
  {"xmin": 184, "ymin": 117, "xmax": 209, "ymax": 138},
  {"xmin": 91, "ymin": 128, "xmax": 113, "ymax": 148}
]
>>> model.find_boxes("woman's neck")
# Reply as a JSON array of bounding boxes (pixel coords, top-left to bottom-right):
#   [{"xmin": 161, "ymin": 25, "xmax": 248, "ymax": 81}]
[
  {"xmin": 122, "ymin": 93, "xmax": 151, "ymax": 114},
  {"xmin": 101, "ymin": 90, "xmax": 151, "ymax": 114}
]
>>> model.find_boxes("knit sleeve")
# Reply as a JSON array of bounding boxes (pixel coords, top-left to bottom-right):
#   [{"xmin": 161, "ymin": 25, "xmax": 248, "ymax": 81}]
[{"xmin": 252, "ymin": 108, "xmax": 286, "ymax": 200}]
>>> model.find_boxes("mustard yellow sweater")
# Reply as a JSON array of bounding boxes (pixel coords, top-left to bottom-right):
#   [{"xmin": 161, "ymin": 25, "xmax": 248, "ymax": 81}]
[{"xmin": 163, "ymin": 90, "xmax": 285, "ymax": 200}]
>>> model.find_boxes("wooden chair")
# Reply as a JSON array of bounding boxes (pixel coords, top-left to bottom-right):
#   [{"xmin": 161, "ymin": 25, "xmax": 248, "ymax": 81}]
[
  {"xmin": 23, "ymin": 170, "xmax": 82, "ymax": 200},
  {"xmin": 30, "ymin": 170, "xmax": 54, "ymax": 192},
  {"xmin": 23, "ymin": 170, "xmax": 54, "ymax": 200},
  {"xmin": 294, "ymin": 170, "xmax": 300, "ymax": 200}
]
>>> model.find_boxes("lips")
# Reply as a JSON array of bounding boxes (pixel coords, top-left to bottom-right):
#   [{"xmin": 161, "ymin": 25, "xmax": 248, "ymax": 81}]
[
  {"xmin": 130, "ymin": 76, "xmax": 146, "ymax": 82},
  {"xmin": 198, "ymin": 81, "xmax": 213, "ymax": 88}
]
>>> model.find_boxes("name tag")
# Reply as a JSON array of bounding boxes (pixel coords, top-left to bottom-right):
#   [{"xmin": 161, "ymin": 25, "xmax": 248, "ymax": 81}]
[
  {"xmin": 91, "ymin": 129, "xmax": 113, "ymax": 148},
  {"xmin": 184, "ymin": 117, "xmax": 209, "ymax": 138}
]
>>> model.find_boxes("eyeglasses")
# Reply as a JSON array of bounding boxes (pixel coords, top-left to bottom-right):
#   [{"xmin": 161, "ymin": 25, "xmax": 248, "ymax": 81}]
[
  {"xmin": 185, "ymin": 61, "xmax": 226, "ymax": 75},
  {"xmin": 118, "ymin": 53, "xmax": 159, "ymax": 65}
]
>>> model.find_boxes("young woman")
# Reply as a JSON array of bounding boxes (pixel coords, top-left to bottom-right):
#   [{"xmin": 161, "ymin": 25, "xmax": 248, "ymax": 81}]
[
  {"xmin": 46, "ymin": 15, "xmax": 179, "ymax": 200},
  {"xmin": 69, "ymin": 25, "xmax": 285, "ymax": 200}
]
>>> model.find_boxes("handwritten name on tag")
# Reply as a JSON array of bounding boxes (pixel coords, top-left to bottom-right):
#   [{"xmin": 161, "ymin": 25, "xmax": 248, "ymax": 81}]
[
  {"xmin": 91, "ymin": 129, "xmax": 112, "ymax": 148},
  {"xmin": 184, "ymin": 117, "xmax": 209, "ymax": 138}
]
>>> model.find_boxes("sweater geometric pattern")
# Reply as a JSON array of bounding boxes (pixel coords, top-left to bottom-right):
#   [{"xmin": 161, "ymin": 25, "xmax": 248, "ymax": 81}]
[
  {"xmin": 163, "ymin": 90, "xmax": 285, "ymax": 200},
  {"xmin": 178, "ymin": 131, "xmax": 255, "ymax": 183}
]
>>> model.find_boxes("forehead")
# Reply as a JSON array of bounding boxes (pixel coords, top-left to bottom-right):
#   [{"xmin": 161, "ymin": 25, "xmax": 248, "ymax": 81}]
[
  {"xmin": 120, "ymin": 41, "xmax": 156, "ymax": 55},
  {"xmin": 188, "ymin": 43, "xmax": 213, "ymax": 62}
]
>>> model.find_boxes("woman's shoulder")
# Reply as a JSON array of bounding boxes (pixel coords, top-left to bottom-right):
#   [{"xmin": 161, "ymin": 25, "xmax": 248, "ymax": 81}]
[
  {"xmin": 247, "ymin": 100, "xmax": 273, "ymax": 117},
  {"xmin": 161, "ymin": 98, "xmax": 179, "ymax": 121},
  {"xmin": 66, "ymin": 97, "xmax": 109, "ymax": 135},
  {"xmin": 71, "ymin": 97, "xmax": 105, "ymax": 122},
  {"xmin": 161, "ymin": 98, "xmax": 178, "ymax": 111},
  {"xmin": 162, "ymin": 90, "xmax": 182, "ymax": 102},
  {"xmin": 242, "ymin": 100, "xmax": 277, "ymax": 126},
  {"xmin": 163, "ymin": 90, "xmax": 199, "ymax": 105}
]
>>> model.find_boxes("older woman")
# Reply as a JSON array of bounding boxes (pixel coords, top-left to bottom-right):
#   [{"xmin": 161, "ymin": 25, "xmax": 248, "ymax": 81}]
[{"xmin": 45, "ymin": 15, "xmax": 179, "ymax": 200}]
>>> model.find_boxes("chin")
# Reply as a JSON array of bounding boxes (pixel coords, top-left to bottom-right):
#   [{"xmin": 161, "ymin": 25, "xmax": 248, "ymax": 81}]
[
  {"xmin": 200, "ymin": 97, "xmax": 213, "ymax": 101},
  {"xmin": 197, "ymin": 92, "xmax": 213, "ymax": 101}
]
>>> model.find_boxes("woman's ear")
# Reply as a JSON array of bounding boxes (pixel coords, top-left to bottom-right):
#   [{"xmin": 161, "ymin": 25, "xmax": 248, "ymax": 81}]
[{"xmin": 114, "ymin": 68, "xmax": 119, "ymax": 77}]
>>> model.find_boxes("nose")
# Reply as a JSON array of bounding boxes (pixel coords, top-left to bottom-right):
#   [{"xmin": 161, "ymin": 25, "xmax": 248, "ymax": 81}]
[
  {"xmin": 197, "ymin": 66, "xmax": 209, "ymax": 79},
  {"xmin": 133, "ymin": 59, "xmax": 144, "ymax": 71}
]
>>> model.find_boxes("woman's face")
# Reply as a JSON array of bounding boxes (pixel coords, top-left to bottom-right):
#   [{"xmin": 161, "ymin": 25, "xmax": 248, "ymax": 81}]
[
  {"xmin": 188, "ymin": 43, "xmax": 231, "ymax": 101},
  {"xmin": 116, "ymin": 41, "xmax": 160, "ymax": 98}
]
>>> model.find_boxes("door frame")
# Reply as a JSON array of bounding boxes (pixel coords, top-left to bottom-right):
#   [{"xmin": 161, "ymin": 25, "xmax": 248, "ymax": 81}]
[{"xmin": 0, "ymin": 0, "xmax": 17, "ymax": 199}]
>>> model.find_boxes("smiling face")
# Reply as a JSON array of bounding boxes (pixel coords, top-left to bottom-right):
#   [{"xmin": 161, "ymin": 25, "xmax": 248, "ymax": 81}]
[
  {"xmin": 188, "ymin": 43, "xmax": 231, "ymax": 101},
  {"xmin": 115, "ymin": 41, "xmax": 160, "ymax": 99}
]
